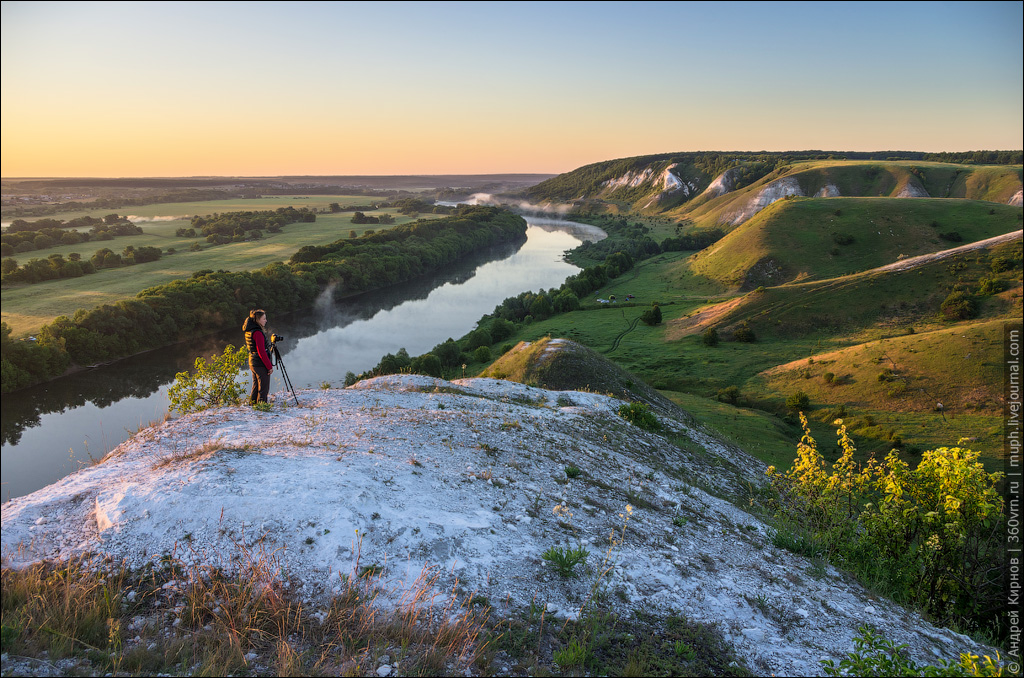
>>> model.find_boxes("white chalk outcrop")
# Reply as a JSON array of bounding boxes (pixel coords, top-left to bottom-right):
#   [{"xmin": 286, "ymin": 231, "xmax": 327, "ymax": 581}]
[
  {"xmin": 727, "ymin": 176, "xmax": 805, "ymax": 225},
  {"xmin": 895, "ymin": 179, "xmax": 930, "ymax": 198},
  {"xmin": 1, "ymin": 373, "xmax": 994, "ymax": 676},
  {"xmin": 701, "ymin": 167, "xmax": 741, "ymax": 199},
  {"xmin": 814, "ymin": 183, "xmax": 841, "ymax": 197},
  {"xmin": 1008, "ymin": 187, "xmax": 1023, "ymax": 207}
]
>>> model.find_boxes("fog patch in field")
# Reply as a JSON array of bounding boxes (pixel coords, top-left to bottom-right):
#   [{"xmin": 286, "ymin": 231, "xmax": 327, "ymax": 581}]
[{"xmin": 125, "ymin": 215, "xmax": 189, "ymax": 223}]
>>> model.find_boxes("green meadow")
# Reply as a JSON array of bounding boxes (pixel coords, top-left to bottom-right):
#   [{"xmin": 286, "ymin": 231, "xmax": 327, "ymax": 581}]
[
  {"xmin": 2, "ymin": 196, "xmax": 439, "ymax": 337},
  {"xmin": 460, "ymin": 212, "xmax": 1021, "ymax": 471}
]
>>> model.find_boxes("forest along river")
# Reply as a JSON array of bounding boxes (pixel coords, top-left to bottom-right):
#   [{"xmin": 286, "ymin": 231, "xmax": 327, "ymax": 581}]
[{"xmin": 1, "ymin": 217, "xmax": 605, "ymax": 502}]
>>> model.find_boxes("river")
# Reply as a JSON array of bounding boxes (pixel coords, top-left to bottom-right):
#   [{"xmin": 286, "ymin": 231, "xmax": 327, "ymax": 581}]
[{"xmin": 1, "ymin": 216, "xmax": 605, "ymax": 502}]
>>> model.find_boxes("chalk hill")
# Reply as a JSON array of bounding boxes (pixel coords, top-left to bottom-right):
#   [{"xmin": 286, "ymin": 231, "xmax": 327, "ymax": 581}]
[
  {"xmin": 522, "ymin": 155, "xmax": 1023, "ymax": 225},
  {"xmin": 1, "ymin": 362, "xmax": 997, "ymax": 675}
]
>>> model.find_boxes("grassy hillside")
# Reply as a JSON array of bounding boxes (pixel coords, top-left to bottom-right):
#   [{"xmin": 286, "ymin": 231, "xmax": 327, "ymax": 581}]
[
  {"xmin": 529, "ymin": 154, "xmax": 1021, "ymax": 224},
  {"xmin": 675, "ymin": 161, "xmax": 1021, "ymax": 227},
  {"xmin": 686, "ymin": 196, "xmax": 1022, "ymax": 288},
  {"xmin": 461, "ymin": 229, "xmax": 1020, "ymax": 471}
]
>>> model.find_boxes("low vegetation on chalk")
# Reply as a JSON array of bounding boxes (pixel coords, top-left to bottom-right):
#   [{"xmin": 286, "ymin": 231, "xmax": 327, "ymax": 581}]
[
  {"xmin": 0, "ymin": 545, "xmax": 751, "ymax": 677},
  {"xmin": 766, "ymin": 415, "xmax": 1006, "ymax": 636}
]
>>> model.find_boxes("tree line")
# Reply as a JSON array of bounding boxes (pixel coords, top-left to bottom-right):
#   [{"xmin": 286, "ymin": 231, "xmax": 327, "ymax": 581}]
[
  {"xmin": 0, "ymin": 206, "xmax": 527, "ymax": 393},
  {"xmin": 2, "ymin": 215, "xmax": 142, "ymax": 257},
  {"xmin": 1, "ymin": 245, "xmax": 163, "ymax": 284}
]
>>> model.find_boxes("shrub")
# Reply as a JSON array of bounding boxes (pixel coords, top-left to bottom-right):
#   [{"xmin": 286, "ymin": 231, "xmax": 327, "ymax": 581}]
[
  {"xmin": 618, "ymin": 402, "xmax": 661, "ymax": 431},
  {"xmin": 167, "ymin": 345, "xmax": 248, "ymax": 415},
  {"xmin": 640, "ymin": 304, "xmax": 662, "ymax": 326},
  {"xmin": 473, "ymin": 345, "xmax": 491, "ymax": 363},
  {"xmin": 940, "ymin": 290, "xmax": 976, "ymax": 320},
  {"xmin": 716, "ymin": 385, "xmax": 740, "ymax": 405},
  {"xmin": 822, "ymin": 626, "xmax": 1006, "ymax": 677},
  {"xmin": 768, "ymin": 416, "xmax": 1007, "ymax": 631},
  {"xmin": 978, "ymin": 277, "xmax": 1006, "ymax": 296},
  {"xmin": 785, "ymin": 392, "xmax": 809, "ymax": 412},
  {"xmin": 702, "ymin": 327, "xmax": 719, "ymax": 347},
  {"xmin": 733, "ymin": 322, "xmax": 756, "ymax": 343}
]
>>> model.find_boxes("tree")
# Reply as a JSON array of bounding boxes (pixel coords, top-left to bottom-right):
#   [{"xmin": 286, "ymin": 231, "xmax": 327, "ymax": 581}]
[
  {"xmin": 702, "ymin": 327, "xmax": 719, "ymax": 346},
  {"xmin": 167, "ymin": 345, "xmax": 248, "ymax": 414},
  {"xmin": 329, "ymin": 202, "xmax": 341, "ymax": 213},
  {"xmin": 640, "ymin": 304, "xmax": 662, "ymax": 326},
  {"xmin": 733, "ymin": 322, "xmax": 756, "ymax": 342}
]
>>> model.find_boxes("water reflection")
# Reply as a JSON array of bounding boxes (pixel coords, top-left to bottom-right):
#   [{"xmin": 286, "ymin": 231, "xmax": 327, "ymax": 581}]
[{"xmin": 1, "ymin": 218, "xmax": 604, "ymax": 501}]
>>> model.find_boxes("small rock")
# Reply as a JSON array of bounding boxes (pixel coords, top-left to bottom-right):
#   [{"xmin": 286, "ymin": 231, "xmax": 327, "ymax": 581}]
[
  {"xmin": 547, "ymin": 602, "xmax": 558, "ymax": 613},
  {"xmin": 795, "ymin": 608, "xmax": 810, "ymax": 618},
  {"xmin": 376, "ymin": 665, "xmax": 392, "ymax": 677},
  {"xmin": 34, "ymin": 517, "xmax": 48, "ymax": 525},
  {"xmin": 865, "ymin": 605, "xmax": 876, "ymax": 614},
  {"xmin": 741, "ymin": 627, "xmax": 765, "ymax": 642}
]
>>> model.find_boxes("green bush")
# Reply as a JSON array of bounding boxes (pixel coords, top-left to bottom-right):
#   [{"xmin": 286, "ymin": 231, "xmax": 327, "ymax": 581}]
[
  {"xmin": 732, "ymin": 322, "xmax": 756, "ymax": 342},
  {"xmin": 940, "ymin": 290, "xmax": 977, "ymax": 320},
  {"xmin": 768, "ymin": 417, "xmax": 1007, "ymax": 631},
  {"xmin": 618, "ymin": 402, "xmax": 661, "ymax": 431},
  {"xmin": 702, "ymin": 327, "xmax": 719, "ymax": 346},
  {"xmin": 822, "ymin": 625, "xmax": 1006, "ymax": 677},
  {"xmin": 167, "ymin": 345, "xmax": 248, "ymax": 415},
  {"xmin": 785, "ymin": 391, "xmax": 810, "ymax": 412}
]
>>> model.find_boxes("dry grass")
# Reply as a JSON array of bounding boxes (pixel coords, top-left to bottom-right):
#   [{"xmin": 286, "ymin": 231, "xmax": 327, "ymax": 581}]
[
  {"xmin": 1, "ymin": 539, "xmax": 493, "ymax": 677},
  {"xmin": 152, "ymin": 439, "xmax": 226, "ymax": 469}
]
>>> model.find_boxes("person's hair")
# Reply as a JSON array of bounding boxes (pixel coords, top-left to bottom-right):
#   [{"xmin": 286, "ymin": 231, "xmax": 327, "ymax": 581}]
[{"xmin": 250, "ymin": 309, "xmax": 266, "ymax": 321}]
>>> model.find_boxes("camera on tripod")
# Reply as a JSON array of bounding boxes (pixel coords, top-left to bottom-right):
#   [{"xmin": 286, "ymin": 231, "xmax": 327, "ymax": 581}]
[{"xmin": 270, "ymin": 333, "xmax": 285, "ymax": 343}]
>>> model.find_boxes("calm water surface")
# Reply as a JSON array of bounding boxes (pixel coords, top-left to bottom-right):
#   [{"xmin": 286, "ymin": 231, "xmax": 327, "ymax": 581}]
[{"xmin": 1, "ymin": 217, "xmax": 604, "ymax": 502}]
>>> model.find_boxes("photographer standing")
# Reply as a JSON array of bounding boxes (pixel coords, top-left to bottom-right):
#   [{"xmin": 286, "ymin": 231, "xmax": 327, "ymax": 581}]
[{"xmin": 242, "ymin": 309, "xmax": 273, "ymax": 405}]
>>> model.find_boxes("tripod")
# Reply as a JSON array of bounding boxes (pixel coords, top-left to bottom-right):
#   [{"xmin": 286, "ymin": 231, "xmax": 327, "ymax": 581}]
[{"xmin": 269, "ymin": 341, "xmax": 299, "ymax": 406}]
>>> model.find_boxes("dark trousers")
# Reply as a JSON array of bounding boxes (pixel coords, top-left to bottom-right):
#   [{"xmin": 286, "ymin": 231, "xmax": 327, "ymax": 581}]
[{"xmin": 249, "ymin": 357, "xmax": 271, "ymax": 404}]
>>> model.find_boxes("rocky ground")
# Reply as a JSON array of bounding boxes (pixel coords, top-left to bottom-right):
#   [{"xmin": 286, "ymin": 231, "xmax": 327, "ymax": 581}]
[{"xmin": 1, "ymin": 372, "xmax": 998, "ymax": 676}]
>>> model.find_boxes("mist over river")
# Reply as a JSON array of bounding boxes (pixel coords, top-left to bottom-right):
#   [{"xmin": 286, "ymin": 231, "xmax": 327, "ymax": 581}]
[{"xmin": 1, "ymin": 217, "xmax": 605, "ymax": 502}]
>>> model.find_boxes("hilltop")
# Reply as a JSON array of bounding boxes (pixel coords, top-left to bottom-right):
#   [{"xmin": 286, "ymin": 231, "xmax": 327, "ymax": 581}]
[
  {"xmin": 521, "ymin": 154, "xmax": 1022, "ymax": 225},
  {"xmin": 0, "ymin": 362, "xmax": 999, "ymax": 676}
]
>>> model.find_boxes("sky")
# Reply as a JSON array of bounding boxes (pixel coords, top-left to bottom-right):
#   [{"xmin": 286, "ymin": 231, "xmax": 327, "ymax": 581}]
[{"xmin": 2, "ymin": 1, "xmax": 1022, "ymax": 177}]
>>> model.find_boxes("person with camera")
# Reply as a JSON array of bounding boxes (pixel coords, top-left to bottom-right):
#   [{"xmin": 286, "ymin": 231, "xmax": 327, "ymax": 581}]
[{"xmin": 242, "ymin": 309, "xmax": 273, "ymax": 405}]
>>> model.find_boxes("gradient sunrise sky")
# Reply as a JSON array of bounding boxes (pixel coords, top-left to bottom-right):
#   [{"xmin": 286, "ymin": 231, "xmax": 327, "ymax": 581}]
[{"xmin": 2, "ymin": 1, "xmax": 1021, "ymax": 177}]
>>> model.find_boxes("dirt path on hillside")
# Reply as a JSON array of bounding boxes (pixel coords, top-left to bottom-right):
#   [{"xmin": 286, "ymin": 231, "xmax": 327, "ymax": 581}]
[
  {"xmin": 872, "ymin": 229, "xmax": 1022, "ymax": 274},
  {"xmin": 663, "ymin": 230, "xmax": 1021, "ymax": 341},
  {"xmin": 664, "ymin": 296, "xmax": 747, "ymax": 340}
]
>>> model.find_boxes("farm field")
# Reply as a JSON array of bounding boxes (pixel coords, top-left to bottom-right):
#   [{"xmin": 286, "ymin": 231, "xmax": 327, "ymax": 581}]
[{"xmin": 1, "ymin": 196, "xmax": 440, "ymax": 337}]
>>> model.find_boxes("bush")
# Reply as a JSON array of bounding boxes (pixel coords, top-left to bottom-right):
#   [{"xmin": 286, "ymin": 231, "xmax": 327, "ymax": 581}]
[
  {"xmin": 167, "ymin": 345, "xmax": 248, "ymax": 415},
  {"xmin": 768, "ymin": 416, "xmax": 1007, "ymax": 631},
  {"xmin": 733, "ymin": 322, "xmax": 756, "ymax": 342},
  {"xmin": 640, "ymin": 304, "xmax": 662, "ymax": 326},
  {"xmin": 473, "ymin": 345, "xmax": 491, "ymax": 363},
  {"xmin": 702, "ymin": 327, "xmax": 719, "ymax": 347},
  {"xmin": 618, "ymin": 402, "xmax": 661, "ymax": 431},
  {"xmin": 716, "ymin": 385, "xmax": 740, "ymax": 405},
  {"xmin": 940, "ymin": 290, "xmax": 976, "ymax": 320},
  {"xmin": 785, "ymin": 391, "xmax": 810, "ymax": 412}
]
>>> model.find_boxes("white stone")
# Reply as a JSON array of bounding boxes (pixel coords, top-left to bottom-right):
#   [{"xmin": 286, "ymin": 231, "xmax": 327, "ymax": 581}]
[{"xmin": 376, "ymin": 665, "xmax": 392, "ymax": 677}]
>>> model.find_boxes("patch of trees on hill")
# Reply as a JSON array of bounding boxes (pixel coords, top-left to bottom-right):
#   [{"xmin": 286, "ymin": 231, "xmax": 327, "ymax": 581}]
[
  {"xmin": 1, "ymin": 245, "xmax": 163, "ymax": 285},
  {"xmin": 1, "ymin": 206, "xmax": 527, "ymax": 393},
  {"xmin": 190, "ymin": 206, "xmax": 316, "ymax": 244},
  {"xmin": 2, "ymin": 215, "xmax": 142, "ymax": 257}
]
